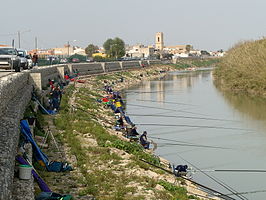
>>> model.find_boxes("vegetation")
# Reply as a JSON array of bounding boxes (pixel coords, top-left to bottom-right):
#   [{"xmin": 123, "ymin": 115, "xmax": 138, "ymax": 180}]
[
  {"xmin": 85, "ymin": 44, "xmax": 99, "ymax": 57},
  {"xmin": 68, "ymin": 53, "xmax": 87, "ymax": 62},
  {"xmin": 32, "ymin": 66, "xmax": 201, "ymax": 199},
  {"xmin": 103, "ymin": 37, "xmax": 125, "ymax": 58},
  {"xmin": 214, "ymin": 39, "xmax": 266, "ymax": 97},
  {"xmin": 170, "ymin": 58, "xmax": 220, "ymax": 69}
]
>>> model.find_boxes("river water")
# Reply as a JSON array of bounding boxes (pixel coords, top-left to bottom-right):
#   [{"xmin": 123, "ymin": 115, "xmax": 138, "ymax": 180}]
[{"xmin": 124, "ymin": 69, "xmax": 266, "ymax": 200}]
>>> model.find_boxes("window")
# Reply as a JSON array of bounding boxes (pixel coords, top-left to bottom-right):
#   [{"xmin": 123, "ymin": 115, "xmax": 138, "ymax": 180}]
[{"xmin": 157, "ymin": 37, "xmax": 160, "ymax": 42}]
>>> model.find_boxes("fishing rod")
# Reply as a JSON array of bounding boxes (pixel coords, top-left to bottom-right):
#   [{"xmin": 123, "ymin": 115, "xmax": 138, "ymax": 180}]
[
  {"xmin": 136, "ymin": 99, "xmax": 197, "ymax": 106},
  {"xmin": 139, "ymin": 159, "xmax": 236, "ymax": 200},
  {"xmin": 128, "ymin": 113, "xmax": 239, "ymax": 123},
  {"xmin": 225, "ymin": 189, "xmax": 266, "ymax": 196},
  {"xmin": 126, "ymin": 103, "xmax": 209, "ymax": 116},
  {"xmin": 176, "ymin": 154, "xmax": 248, "ymax": 200},
  {"xmin": 151, "ymin": 127, "xmax": 199, "ymax": 136},
  {"xmin": 149, "ymin": 136, "xmax": 230, "ymax": 150},
  {"xmin": 190, "ymin": 169, "xmax": 266, "ymax": 173},
  {"xmin": 124, "ymin": 89, "xmax": 182, "ymax": 94},
  {"xmin": 135, "ymin": 123, "xmax": 252, "ymax": 131},
  {"xmin": 157, "ymin": 142, "xmax": 230, "ymax": 150}
]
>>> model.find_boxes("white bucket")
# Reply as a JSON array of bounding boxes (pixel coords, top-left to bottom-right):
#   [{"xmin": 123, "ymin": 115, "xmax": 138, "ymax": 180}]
[{"xmin": 19, "ymin": 165, "xmax": 32, "ymax": 180}]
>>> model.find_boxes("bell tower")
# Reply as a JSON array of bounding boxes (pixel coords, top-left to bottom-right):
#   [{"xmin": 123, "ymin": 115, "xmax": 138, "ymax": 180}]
[{"xmin": 155, "ymin": 32, "xmax": 164, "ymax": 51}]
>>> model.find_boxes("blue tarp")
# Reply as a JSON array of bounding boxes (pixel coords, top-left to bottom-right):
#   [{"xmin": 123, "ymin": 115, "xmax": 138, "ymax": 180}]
[{"xmin": 20, "ymin": 120, "xmax": 72, "ymax": 172}]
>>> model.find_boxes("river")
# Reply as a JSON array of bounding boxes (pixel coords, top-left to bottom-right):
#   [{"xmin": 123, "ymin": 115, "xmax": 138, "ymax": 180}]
[{"xmin": 124, "ymin": 69, "xmax": 266, "ymax": 200}]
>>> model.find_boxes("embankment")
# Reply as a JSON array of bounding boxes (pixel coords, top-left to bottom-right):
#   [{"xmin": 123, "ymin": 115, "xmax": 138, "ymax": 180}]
[
  {"xmin": 45, "ymin": 66, "xmax": 216, "ymax": 199},
  {"xmin": 0, "ymin": 60, "xmax": 162, "ymax": 200},
  {"xmin": 214, "ymin": 39, "xmax": 266, "ymax": 97}
]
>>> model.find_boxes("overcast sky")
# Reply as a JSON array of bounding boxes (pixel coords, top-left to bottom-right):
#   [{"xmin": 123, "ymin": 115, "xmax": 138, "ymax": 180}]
[{"xmin": 1, "ymin": 0, "xmax": 265, "ymax": 51}]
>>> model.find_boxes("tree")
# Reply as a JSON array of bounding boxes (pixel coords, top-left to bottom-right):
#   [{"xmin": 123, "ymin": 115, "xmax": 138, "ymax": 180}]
[
  {"xmin": 85, "ymin": 44, "xmax": 98, "ymax": 57},
  {"xmin": 186, "ymin": 45, "xmax": 192, "ymax": 53},
  {"xmin": 103, "ymin": 37, "xmax": 125, "ymax": 58}
]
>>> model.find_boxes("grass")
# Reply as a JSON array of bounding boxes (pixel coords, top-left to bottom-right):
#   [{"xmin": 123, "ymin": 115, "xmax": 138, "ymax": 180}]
[
  {"xmin": 33, "ymin": 66, "xmax": 197, "ymax": 199},
  {"xmin": 170, "ymin": 58, "xmax": 220, "ymax": 69},
  {"xmin": 214, "ymin": 38, "xmax": 266, "ymax": 97}
]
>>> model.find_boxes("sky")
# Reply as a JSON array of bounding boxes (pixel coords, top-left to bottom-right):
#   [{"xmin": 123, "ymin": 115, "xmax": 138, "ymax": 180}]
[{"xmin": 1, "ymin": 0, "xmax": 265, "ymax": 51}]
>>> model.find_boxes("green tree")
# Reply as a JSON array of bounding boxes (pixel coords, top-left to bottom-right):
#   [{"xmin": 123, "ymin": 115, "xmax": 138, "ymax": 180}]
[
  {"xmin": 103, "ymin": 37, "xmax": 125, "ymax": 58},
  {"xmin": 85, "ymin": 44, "xmax": 98, "ymax": 57}
]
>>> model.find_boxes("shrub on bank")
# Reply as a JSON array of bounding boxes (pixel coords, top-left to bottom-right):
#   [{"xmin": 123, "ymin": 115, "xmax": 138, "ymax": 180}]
[{"xmin": 214, "ymin": 39, "xmax": 266, "ymax": 97}]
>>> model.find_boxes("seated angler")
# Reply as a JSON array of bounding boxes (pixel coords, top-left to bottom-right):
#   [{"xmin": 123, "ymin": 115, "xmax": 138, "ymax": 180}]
[
  {"xmin": 174, "ymin": 165, "xmax": 188, "ymax": 177},
  {"xmin": 116, "ymin": 115, "xmax": 124, "ymax": 127},
  {"xmin": 129, "ymin": 126, "xmax": 139, "ymax": 137},
  {"xmin": 140, "ymin": 131, "xmax": 150, "ymax": 149}
]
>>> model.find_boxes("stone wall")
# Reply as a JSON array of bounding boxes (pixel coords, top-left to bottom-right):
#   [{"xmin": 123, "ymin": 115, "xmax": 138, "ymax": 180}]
[
  {"xmin": 0, "ymin": 72, "xmax": 33, "ymax": 200},
  {"xmin": 0, "ymin": 60, "xmax": 163, "ymax": 200}
]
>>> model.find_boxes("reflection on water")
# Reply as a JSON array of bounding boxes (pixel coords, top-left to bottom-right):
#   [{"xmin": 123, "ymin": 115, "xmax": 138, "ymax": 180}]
[
  {"xmin": 124, "ymin": 69, "xmax": 266, "ymax": 200},
  {"xmin": 220, "ymin": 91, "xmax": 266, "ymax": 121}
]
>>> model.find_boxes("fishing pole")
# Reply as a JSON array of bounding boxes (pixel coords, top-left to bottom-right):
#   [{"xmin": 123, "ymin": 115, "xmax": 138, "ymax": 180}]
[
  {"xmin": 124, "ymin": 89, "xmax": 181, "ymax": 94},
  {"xmin": 151, "ymin": 127, "xmax": 199, "ymax": 136},
  {"xmin": 157, "ymin": 142, "xmax": 230, "ymax": 150},
  {"xmin": 127, "ymin": 113, "xmax": 239, "ymax": 123},
  {"xmin": 139, "ymin": 159, "xmax": 236, "ymax": 200},
  {"xmin": 149, "ymin": 136, "xmax": 231, "ymax": 149},
  {"xmin": 176, "ymin": 154, "xmax": 248, "ymax": 200},
  {"xmin": 191, "ymin": 169, "xmax": 266, "ymax": 173},
  {"xmin": 225, "ymin": 189, "xmax": 266, "ymax": 196},
  {"xmin": 136, "ymin": 99, "xmax": 197, "ymax": 106},
  {"xmin": 135, "ymin": 123, "xmax": 252, "ymax": 131},
  {"xmin": 126, "ymin": 103, "xmax": 209, "ymax": 116}
]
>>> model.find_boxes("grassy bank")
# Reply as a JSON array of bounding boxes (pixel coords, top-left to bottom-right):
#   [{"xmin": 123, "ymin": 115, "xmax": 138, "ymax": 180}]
[
  {"xmin": 33, "ymin": 66, "xmax": 204, "ymax": 200},
  {"xmin": 172, "ymin": 58, "xmax": 220, "ymax": 69},
  {"xmin": 214, "ymin": 39, "xmax": 266, "ymax": 97}
]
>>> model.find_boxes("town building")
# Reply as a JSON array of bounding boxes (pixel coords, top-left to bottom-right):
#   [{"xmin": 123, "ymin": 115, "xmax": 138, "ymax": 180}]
[
  {"xmin": 126, "ymin": 44, "xmax": 155, "ymax": 58},
  {"xmin": 29, "ymin": 44, "xmax": 86, "ymax": 58}
]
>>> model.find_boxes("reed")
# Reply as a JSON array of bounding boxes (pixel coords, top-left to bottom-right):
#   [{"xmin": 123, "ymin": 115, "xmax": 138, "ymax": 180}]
[{"xmin": 214, "ymin": 39, "xmax": 266, "ymax": 97}]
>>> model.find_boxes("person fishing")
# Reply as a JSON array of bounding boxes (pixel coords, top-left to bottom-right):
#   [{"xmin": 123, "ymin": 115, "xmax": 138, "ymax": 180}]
[
  {"xmin": 116, "ymin": 115, "xmax": 124, "ymax": 127},
  {"xmin": 129, "ymin": 126, "xmax": 139, "ymax": 137},
  {"xmin": 50, "ymin": 85, "xmax": 62, "ymax": 111},
  {"xmin": 140, "ymin": 131, "xmax": 150, "ymax": 149},
  {"xmin": 174, "ymin": 165, "xmax": 188, "ymax": 177}
]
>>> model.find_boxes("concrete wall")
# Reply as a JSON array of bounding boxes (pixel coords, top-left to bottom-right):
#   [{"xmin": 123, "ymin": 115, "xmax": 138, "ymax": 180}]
[
  {"xmin": 0, "ymin": 60, "xmax": 163, "ymax": 200},
  {"xmin": 105, "ymin": 62, "xmax": 121, "ymax": 72},
  {"xmin": 72, "ymin": 63, "xmax": 104, "ymax": 75},
  {"xmin": 122, "ymin": 61, "xmax": 141, "ymax": 70}
]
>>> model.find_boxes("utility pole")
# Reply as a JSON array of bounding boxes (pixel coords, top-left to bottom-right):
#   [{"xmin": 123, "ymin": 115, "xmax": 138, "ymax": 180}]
[
  {"xmin": 67, "ymin": 41, "xmax": 70, "ymax": 57},
  {"xmin": 18, "ymin": 31, "xmax": 21, "ymax": 48},
  {"xmin": 35, "ymin": 37, "xmax": 38, "ymax": 50}
]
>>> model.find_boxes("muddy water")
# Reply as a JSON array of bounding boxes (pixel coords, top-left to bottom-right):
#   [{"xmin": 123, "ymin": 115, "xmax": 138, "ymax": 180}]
[{"xmin": 124, "ymin": 69, "xmax": 266, "ymax": 200}]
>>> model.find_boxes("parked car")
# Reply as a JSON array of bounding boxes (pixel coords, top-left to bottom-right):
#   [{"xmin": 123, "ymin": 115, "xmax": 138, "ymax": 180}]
[
  {"xmin": 72, "ymin": 58, "xmax": 80, "ymax": 63},
  {"xmin": 17, "ymin": 49, "xmax": 29, "ymax": 69},
  {"xmin": 0, "ymin": 46, "xmax": 21, "ymax": 72},
  {"xmin": 86, "ymin": 58, "xmax": 93, "ymax": 62},
  {"xmin": 60, "ymin": 58, "xmax": 68, "ymax": 63}
]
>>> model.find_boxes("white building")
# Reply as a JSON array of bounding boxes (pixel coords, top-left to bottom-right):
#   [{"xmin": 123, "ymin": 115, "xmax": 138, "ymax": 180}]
[{"xmin": 126, "ymin": 44, "xmax": 155, "ymax": 58}]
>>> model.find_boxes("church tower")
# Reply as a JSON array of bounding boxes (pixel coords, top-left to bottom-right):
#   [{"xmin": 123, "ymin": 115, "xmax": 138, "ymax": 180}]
[{"xmin": 155, "ymin": 32, "xmax": 164, "ymax": 51}]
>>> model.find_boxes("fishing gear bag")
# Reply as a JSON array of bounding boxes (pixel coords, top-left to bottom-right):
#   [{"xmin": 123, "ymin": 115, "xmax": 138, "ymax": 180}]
[{"xmin": 36, "ymin": 192, "xmax": 73, "ymax": 200}]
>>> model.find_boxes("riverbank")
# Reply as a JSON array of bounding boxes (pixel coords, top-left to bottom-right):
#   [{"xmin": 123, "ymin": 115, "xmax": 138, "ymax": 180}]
[
  {"xmin": 214, "ymin": 39, "xmax": 266, "ymax": 98},
  {"xmin": 37, "ymin": 65, "xmax": 220, "ymax": 200}
]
